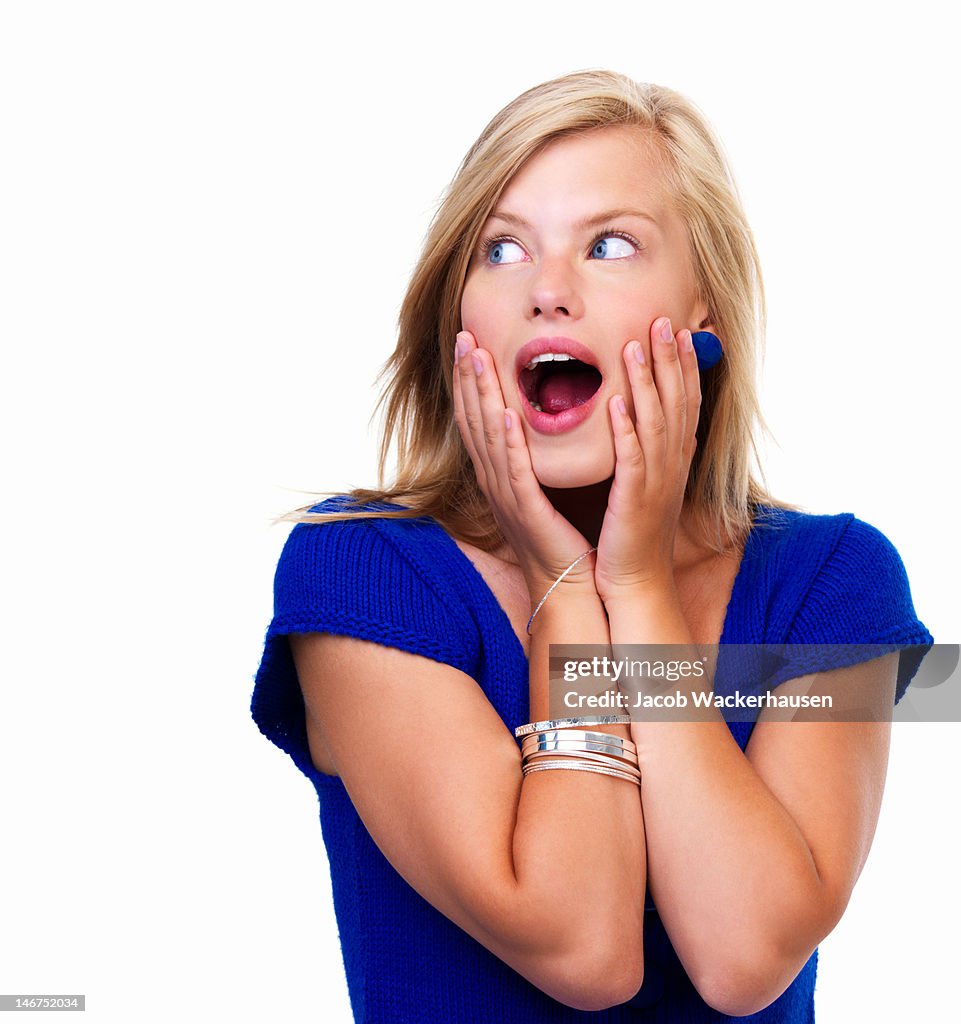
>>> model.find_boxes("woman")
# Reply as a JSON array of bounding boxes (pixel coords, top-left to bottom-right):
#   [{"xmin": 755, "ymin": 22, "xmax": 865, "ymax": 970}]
[{"xmin": 251, "ymin": 70, "xmax": 932, "ymax": 1021}]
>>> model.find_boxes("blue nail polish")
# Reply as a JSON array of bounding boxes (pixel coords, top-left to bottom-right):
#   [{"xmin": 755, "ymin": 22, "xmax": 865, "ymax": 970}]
[{"xmin": 691, "ymin": 331, "xmax": 723, "ymax": 370}]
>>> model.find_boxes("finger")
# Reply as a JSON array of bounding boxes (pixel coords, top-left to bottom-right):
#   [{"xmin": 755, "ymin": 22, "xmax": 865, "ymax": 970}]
[
  {"xmin": 608, "ymin": 393, "xmax": 647, "ymax": 497},
  {"xmin": 452, "ymin": 331, "xmax": 489, "ymax": 492},
  {"xmin": 676, "ymin": 329, "xmax": 702, "ymax": 464},
  {"xmin": 501, "ymin": 405, "xmax": 547, "ymax": 508},
  {"xmin": 501, "ymin": 407, "xmax": 598, "ymax": 583},
  {"xmin": 468, "ymin": 345, "xmax": 513, "ymax": 500},
  {"xmin": 623, "ymin": 337, "xmax": 666, "ymax": 493},
  {"xmin": 649, "ymin": 316, "xmax": 687, "ymax": 462}
]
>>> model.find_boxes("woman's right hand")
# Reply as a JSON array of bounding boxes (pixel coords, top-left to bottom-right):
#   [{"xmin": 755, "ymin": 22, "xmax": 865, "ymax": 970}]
[{"xmin": 452, "ymin": 329, "xmax": 597, "ymax": 599}]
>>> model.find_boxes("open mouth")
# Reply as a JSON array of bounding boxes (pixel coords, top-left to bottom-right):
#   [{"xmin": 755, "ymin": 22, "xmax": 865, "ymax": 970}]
[{"xmin": 519, "ymin": 354, "xmax": 603, "ymax": 414}]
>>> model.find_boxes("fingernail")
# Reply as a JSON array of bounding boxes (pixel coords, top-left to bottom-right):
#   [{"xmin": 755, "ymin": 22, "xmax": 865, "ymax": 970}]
[
  {"xmin": 471, "ymin": 352, "xmax": 483, "ymax": 376},
  {"xmin": 616, "ymin": 396, "xmax": 627, "ymax": 415},
  {"xmin": 681, "ymin": 330, "xmax": 694, "ymax": 352},
  {"xmin": 661, "ymin": 318, "xmax": 674, "ymax": 343},
  {"xmin": 632, "ymin": 342, "xmax": 645, "ymax": 365},
  {"xmin": 455, "ymin": 334, "xmax": 470, "ymax": 363},
  {"xmin": 504, "ymin": 409, "xmax": 512, "ymax": 430}
]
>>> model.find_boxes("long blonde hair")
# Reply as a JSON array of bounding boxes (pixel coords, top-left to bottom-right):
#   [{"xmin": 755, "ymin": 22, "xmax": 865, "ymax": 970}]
[{"xmin": 279, "ymin": 69, "xmax": 786, "ymax": 550}]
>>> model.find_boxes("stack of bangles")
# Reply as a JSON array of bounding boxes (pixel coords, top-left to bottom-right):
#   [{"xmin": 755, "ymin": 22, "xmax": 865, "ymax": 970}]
[{"xmin": 513, "ymin": 715, "xmax": 639, "ymax": 787}]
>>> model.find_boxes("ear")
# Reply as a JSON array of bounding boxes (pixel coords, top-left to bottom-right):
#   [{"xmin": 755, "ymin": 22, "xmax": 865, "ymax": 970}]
[
  {"xmin": 690, "ymin": 294, "xmax": 716, "ymax": 337},
  {"xmin": 692, "ymin": 320, "xmax": 720, "ymax": 346},
  {"xmin": 696, "ymin": 320, "xmax": 719, "ymax": 335}
]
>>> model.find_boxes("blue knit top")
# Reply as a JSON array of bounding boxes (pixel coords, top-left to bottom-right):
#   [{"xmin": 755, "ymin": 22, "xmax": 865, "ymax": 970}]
[{"xmin": 251, "ymin": 497, "xmax": 932, "ymax": 1023}]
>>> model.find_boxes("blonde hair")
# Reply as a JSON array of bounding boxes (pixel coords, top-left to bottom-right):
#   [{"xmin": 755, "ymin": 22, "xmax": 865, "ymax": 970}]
[{"xmin": 279, "ymin": 69, "xmax": 788, "ymax": 550}]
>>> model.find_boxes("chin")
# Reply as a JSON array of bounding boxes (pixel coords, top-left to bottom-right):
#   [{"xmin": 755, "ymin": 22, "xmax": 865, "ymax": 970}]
[{"xmin": 529, "ymin": 439, "xmax": 615, "ymax": 489}]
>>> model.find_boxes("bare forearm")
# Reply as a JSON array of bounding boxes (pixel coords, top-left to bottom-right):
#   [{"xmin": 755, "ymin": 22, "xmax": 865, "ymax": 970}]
[
  {"xmin": 510, "ymin": 592, "xmax": 646, "ymax": 977},
  {"xmin": 605, "ymin": 590, "xmax": 830, "ymax": 993}
]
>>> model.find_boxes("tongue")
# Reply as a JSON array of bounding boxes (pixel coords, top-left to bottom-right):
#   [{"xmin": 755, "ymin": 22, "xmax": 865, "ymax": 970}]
[{"xmin": 539, "ymin": 371, "xmax": 598, "ymax": 414}]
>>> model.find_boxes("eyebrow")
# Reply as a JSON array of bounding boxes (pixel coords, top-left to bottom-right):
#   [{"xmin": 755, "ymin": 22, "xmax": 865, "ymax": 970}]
[{"xmin": 485, "ymin": 207, "xmax": 660, "ymax": 231}]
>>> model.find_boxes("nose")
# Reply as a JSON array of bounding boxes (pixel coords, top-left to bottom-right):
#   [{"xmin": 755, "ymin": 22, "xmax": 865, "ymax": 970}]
[{"xmin": 528, "ymin": 257, "xmax": 584, "ymax": 321}]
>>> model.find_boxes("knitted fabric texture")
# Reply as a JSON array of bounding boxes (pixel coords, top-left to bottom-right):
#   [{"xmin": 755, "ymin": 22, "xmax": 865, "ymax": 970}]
[{"xmin": 251, "ymin": 497, "xmax": 933, "ymax": 1023}]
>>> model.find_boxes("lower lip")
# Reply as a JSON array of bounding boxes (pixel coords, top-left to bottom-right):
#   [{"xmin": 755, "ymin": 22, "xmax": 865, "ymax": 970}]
[{"xmin": 518, "ymin": 382, "xmax": 602, "ymax": 435}]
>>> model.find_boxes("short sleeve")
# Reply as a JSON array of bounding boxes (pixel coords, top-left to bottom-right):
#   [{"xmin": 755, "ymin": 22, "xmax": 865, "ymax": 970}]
[
  {"xmin": 250, "ymin": 504, "xmax": 480, "ymax": 783},
  {"xmin": 784, "ymin": 517, "xmax": 933, "ymax": 704}
]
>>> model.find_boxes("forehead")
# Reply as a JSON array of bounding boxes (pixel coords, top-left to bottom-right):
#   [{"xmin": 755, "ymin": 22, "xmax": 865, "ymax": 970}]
[{"xmin": 492, "ymin": 126, "xmax": 672, "ymax": 225}]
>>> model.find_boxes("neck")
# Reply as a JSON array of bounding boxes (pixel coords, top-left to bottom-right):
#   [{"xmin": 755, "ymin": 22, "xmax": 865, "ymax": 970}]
[
  {"xmin": 494, "ymin": 480, "xmax": 715, "ymax": 568},
  {"xmin": 541, "ymin": 479, "xmax": 613, "ymax": 550}
]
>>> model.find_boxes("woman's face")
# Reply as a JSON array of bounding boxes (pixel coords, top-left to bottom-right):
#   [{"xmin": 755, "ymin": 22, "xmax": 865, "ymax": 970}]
[{"xmin": 460, "ymin": 125, "xmax": 709, "ymax": 488}]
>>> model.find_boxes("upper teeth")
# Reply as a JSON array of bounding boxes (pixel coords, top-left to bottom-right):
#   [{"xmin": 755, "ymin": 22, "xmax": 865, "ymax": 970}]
[{"xmin": 524, "ymin": 353, "xmax": 575, "ymax": 371}]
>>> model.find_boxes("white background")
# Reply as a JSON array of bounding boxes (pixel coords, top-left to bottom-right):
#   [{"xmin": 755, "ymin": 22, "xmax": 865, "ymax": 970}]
[{"xmin": 1, "ymin": 1, "xmax": 957, "ymax": 1021}]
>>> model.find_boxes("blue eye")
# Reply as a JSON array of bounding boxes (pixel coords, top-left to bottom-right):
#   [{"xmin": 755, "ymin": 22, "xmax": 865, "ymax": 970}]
[
  {"xmin": 479, "ymin": 229, "xmax": 640, "ymax": 266},
  {"xmin": 591, "ymin": 235, "xmax": 636, "ymax": 259},
  {"xmin": 486, "ymin": 239, "xmax": 526, "ymax": 265}
]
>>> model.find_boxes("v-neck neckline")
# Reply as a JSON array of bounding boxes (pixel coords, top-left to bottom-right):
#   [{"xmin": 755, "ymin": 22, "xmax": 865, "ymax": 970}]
[{"xmin": 430, "ymin": 507, "xmax": 770, "ymax": 669}]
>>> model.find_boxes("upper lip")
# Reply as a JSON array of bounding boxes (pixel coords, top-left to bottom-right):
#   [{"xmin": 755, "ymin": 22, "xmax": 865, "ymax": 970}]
[{"xmin": 514, "ymin": 337, "xmax": 602, "ymax": 381}]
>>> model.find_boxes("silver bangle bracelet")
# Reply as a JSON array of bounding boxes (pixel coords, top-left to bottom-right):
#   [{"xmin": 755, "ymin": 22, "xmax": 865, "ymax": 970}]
[
  {"xmin": 520, "ymin": 729, "xmax": 637, "ymax": 754},
  {"xmin": 514, "ymin": 715, "xmax": 631, "ymax": 738},
  {"xmin": 521, "ymin": 734, "xmax": 637, "ymax": 757},
  {"xmin": 525, "ymin": 547, "xmax": 597, "ymax": 636},
  {"xmin": 522, "ymin": 758, "xmax": 641, "ymax": 787},
  {"xmin": 522, "ymin": 749, "xmax": 642, "ymax": 779},
  {"xmin": 521, "ymin": 740, "xmax": 639, "ymax": 766}
]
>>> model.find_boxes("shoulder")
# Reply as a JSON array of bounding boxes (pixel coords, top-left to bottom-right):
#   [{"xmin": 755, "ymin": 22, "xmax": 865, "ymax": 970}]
[
  {"xmin": 757, "ymin": 505, "xmax": 932, "ymax": 645},
  {"xmin": 738, "ymin": 505, "xmax": 855, "ymax": 620},
  {"xmin": 275, "ymin": 495, "xmax": 453, "ymax": 599},
  {"xmin": 750, "ymin": 504, "xmax": 914, "ymax": 576},
  {"xmin": 749, "ymin": 504, "xmax": 854, "ymax": 557},
  {"xmin": 270, "ymin": 496, "xmax": 481, "ymax": 672},
  {"xmin": 747, "ymin": 505, "xmax": 932, "ymax": 704}
]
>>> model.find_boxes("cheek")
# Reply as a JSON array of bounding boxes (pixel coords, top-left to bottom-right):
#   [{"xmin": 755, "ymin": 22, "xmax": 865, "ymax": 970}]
[
  {"xmin": 462, "ymin": 263, "xmax": 526, "ymax": 327},
  {"xmin": 601, "ymin": 282, "xmax": 658, "ymax": 330},
  {"xmin": 460, "ymin": 280, "xmax": 515, "ymax": 384},
  {"xmin": 459, "ymin": 276, "xmax": 497, "ymax": 332}
]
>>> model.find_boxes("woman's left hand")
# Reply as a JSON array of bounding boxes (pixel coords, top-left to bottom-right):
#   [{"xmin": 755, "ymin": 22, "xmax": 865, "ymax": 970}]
[{"xmin": 593, "ymin": 316, "xmax": 702, "ymax": 602}]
